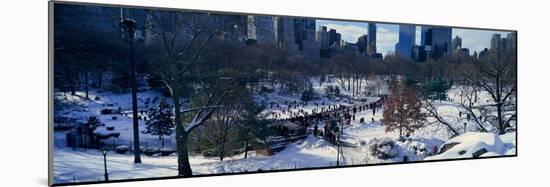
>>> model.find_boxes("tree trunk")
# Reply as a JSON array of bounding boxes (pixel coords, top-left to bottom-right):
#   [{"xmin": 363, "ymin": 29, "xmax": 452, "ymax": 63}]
[
  {"xmin": 161, "ymin": 135, "xmax": 164, "ymax": 148},
  {"xmin": 347, "ymin": 75, "xmax": 351, "ymax": 91},
  {"xmin": 497, "ymin": 102, "xmax": 504, "ymax": 134},
  {"xmin": 84, "ymin": 72, "xmax": 89, "ymax": 99},
  {"xmin": 219, "ymin": 130, "xmax": 227, "ymax": 161},
  {"xmin": 176, "ymin": 126, "xmax": 193, "ymax": 176},
  {"xmin": 219, "ymin": 141, "xmax": 225, "ymax": 161},
  {"xmin": 243, "ymin": 133, "xmax": 249, "ymax": 159},
  {"xmin": 173, "ymin": 94, "xmax": 193, "ymax": 176},
  {"xmin": 70, "ymin": 82, "xmax": 76, "ymax": 95},
  {"xmin": 97, "ymin": 72, "xmax": 103, "ymax": 89}
]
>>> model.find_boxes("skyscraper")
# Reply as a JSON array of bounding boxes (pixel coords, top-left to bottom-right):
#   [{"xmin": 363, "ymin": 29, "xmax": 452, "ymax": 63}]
[
  {"xmin": 395, "ymin": 24, "xmax": 416, "ymax": 59},
  {"xmin": 317, "ymin": 26, "xmax": 330, "ymax": 58},
  {"xmin": 489, "ymin": 32, "xmax": 516, "ymax": 54},
  {"xmin": 420, "ymin": 26, "xmax": 452, "ymax": 60},
  {"xmin": 247, "ymin": 15, "xmax": 277, "ymax": 45},
  {"xmin": 294, "ymin": 18, "xmax": 320, "ymax": 60},
  {"xmin": 328, "ymin": 29, "xmax": 341, "ymax": 47},
  {"xmin": 451, "ymin": 36, "xmax": 462, "ymax": 50},
  {"xmin": 490, "ymin": 33, "xmax": 502, "ymax": 52},
  {"xmin": 506, "ymin": 32, "xmax": 517, "ymax": 51},
  {"xmin": 317, "ymin": 26, "xmax": 330, "ymax": 49},
  {"xmin": 367, "ymin": 23, "xmax": 377, "ymax": 55},
  {"xmin": 276, "ymin": 17, "xmax": 299, "ymax": 54},
  {"xmin": 356, "ymin": 34, "xmax": 368, "ymax": 54},
  {"xmin": 294, "ymin": 18, "xmax": 313, "ymax": 50}
]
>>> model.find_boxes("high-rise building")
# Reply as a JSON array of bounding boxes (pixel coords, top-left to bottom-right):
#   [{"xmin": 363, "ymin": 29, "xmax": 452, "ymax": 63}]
[
  {"xmin": 412, "ymin": 45, "xmax": 425, "ymax": 61},
  {"xmin": 451, "ymin": 36, "xmax": 462, "ymax": 50},
  {"xmin": 420, "ymin": 26, "xmax": 452, "ymax": 60},
  {"xmin": 276, "ymin": 17, "xmax": 299, "ymax": 54},
  {"xmin": 490, "ymin": 33, "xmax": 502, "ymax": 52},
  {"xmin": 431, "ymin": 27, "xmax": 452, "ymax": 59},
  {"xmin": 317, "ymin": 26, "xmax": 331, "ymax": 58},
  {"xmin": 489, "ymin": 32, "xmax": 516, "ymax": 54},
  {"xmin": 294, "ymin": 18, "xmax": 320, "ymax": 60},
  {"xmin": 330, "ymin": 41, "xmax": 359, "ymax": 56},
  {"xmin": 479, "ymin": 48, "xmax": 490, "ymax": 58},
  {"xmin": 367, "ymin": 23, "xmax": 377, "ymax": 55},
  {"xmin": 457, "ymin": 48, "xmax": 470, "ymax": 56},
  {"xmin": 356, "ymin": 34, "xmax": 368, "ymax": 54},
  {"xmin": 395, "ymin": 24, "xmax": 416, "ymax": 59},
  {"xmin": 317, "ymin": 26, "xmax": 330, "ymax": 48},
  {"xmin": 247, "ymin": 15, "xmax": 277, "ymax": 45},
  {"xmin": 506, "ymin": 32, "xmax": 517, "ymax": 51},
  {"xmin": 328, "ymin": 29, "xmax": 341, "ymax": 47},
  {"xmin": 294, "ymin": 19, "xmax": 312, "ymax": 50}
]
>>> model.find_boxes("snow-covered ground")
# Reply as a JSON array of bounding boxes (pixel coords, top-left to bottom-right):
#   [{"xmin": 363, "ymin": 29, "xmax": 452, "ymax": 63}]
[
  {"xmin": 54, "ymin": 90, "xmax": 177, "ymax": 149},
  {"xmin": 52, "ymin": 78, "xmax": 516, "ymax": 184},
  {"xmin": 54, "ymin": 135, "xmax": 337, "ymax": 183}
]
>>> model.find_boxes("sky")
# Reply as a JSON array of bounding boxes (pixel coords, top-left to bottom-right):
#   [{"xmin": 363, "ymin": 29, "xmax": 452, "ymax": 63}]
[{"xmin": 316, "ymin": 20, "xmax": 511, "ymax": 56}]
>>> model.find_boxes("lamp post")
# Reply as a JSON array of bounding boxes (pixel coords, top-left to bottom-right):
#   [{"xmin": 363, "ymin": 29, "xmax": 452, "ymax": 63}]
[
  {"xmin": 336, "ymin": 114, "xmax": 344, "ymax": 166},
  {"xmin": 101, "ymin": 148, "xmax": 109, "ymax": 181},
  {"xmin": 120, "ymin": 18, "xmax": 142, "ymax": 164}
]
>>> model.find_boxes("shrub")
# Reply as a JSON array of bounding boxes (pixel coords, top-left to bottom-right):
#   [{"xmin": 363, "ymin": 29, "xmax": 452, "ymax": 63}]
[{"xmin": 369, "ymin": 138, "xmax": 398, "ymax": 159}]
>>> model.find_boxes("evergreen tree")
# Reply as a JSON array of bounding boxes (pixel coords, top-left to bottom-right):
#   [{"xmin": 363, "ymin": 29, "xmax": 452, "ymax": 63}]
[
  {"xmin": 422, "ymin": 79, "xmax": 450, "ymax": 101},
  {"xmin": 144, "ymin": 99, "xmax": 175, "ymax": 148},
  {"xmin": 237, "ymin": 102, "xmax": 270, "ymax": 159}
]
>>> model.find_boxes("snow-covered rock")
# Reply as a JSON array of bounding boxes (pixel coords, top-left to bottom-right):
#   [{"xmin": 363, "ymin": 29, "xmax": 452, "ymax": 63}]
[
  {"xmin": 115, "ymin": 145, "xmax": 129, "ymax": 154},
  {"xmin": 425, "ymin": 132, "xmax": 515, "ymax": 160},
  {"xmin": 369, "ymin": 138, "xmax": 399, "ymax": 159}
]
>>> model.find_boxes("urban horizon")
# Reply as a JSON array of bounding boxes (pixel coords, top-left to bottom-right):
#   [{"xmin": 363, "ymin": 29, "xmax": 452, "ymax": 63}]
[{"xmin": 315, "ymin": 20, "xmax": 514, "ymax": 58}]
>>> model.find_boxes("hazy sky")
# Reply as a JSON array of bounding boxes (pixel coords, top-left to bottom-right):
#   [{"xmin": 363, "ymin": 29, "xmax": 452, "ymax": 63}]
[{"xmin": 316, "ymin": 20, "xmax": 511, "ymax": 56}]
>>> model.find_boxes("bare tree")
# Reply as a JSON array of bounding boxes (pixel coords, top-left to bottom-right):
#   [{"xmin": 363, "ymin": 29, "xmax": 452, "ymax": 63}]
[
  {"xmin": 193, "ymin": 85, "xmax": 247, "ymax": 161},
  {"xmin": 423, "ymin": 99, "xmax": 460, "ymax": 137},
  {"xmin": 145, "ymin": 10, "xmax": 245, "ymax": 176},
  {"xmin": 458, "ymin": 51, "xmax": 517, "ymax": 134}
]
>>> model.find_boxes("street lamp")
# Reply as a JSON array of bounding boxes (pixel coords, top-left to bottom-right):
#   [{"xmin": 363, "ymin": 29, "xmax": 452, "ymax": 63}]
[
  {"xmin": 120, "ymin": 18, "xmax": 142, "ymax": 164},
  {"xmin": 336, "ymin": 114, "xmax": 344, "ymax": 166},
  {"xmin": 101, "ymin": 148, "xmax": 109, "ymax": 181}
]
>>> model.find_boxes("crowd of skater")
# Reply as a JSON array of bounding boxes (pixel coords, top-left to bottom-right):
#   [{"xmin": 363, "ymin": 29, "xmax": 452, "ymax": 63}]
[{"xmin": 266, "ymin": 96, "xmax": 388, "ymax": 145}]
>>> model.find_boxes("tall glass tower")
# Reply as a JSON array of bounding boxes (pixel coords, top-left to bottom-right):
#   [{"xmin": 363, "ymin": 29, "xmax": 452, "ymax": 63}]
[
  {"xmin": 395, "ymin": 24, "xmax": 416, "ymax": 59},
  {"xmin": 367, "ymin": 23, "xmax": 377, "ymax": 55},
  {"xmin": 420, "ymin": 26, "xmax": 452, "ymax": 60}
]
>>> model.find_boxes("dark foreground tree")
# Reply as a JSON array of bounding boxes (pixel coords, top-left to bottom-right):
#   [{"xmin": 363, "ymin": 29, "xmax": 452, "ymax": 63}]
[{"xmin": 145, "ymin": 11, "xmax": 246, "ymax": 176}]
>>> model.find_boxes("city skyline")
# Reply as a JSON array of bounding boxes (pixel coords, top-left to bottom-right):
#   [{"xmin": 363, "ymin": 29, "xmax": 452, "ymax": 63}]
[{"xmin": 316, "ymin": 19, "xmax": 511, "ymax": 56}]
